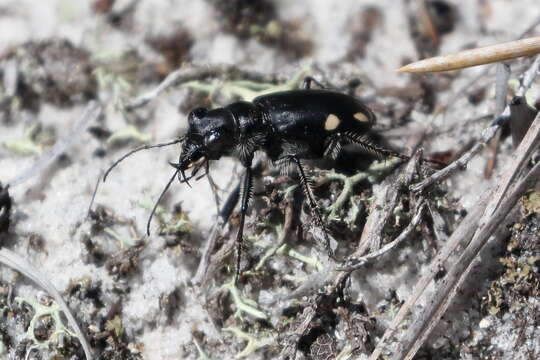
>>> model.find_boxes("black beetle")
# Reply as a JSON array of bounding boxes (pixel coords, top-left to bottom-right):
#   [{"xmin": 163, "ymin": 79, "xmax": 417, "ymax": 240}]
[{"xmin": 104, "ymin": 78, "xmax": 417, "ymax": 279}]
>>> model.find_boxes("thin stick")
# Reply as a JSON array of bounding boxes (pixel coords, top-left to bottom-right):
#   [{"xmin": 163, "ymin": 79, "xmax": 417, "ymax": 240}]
[
  {"xmin": 357, "ymin": 150, "xmax": 423, "ymax": 254},
  {"xmin": 204, "ymin": 160, "xmax": 221, "ymax": 213},
  {"xmin": 488, "ymin": 110, "xmax": 540, "ymax": 214},
  {"xmin": 192, "ymin": 223, "xmax": 223, "ymax": 286},
  {"xmin": 427, "ymin": 15, "xmax": 540, "ymax": 121},
  {"xmin": 515, "ymin": 55, "xmax": 540, "ymax": 98},
  {"xmin": 416, "ymin": 0, "xmax": 439, "ymax": 46},
  {"xmin": 8, "ymin": 102, "xmax": 101, "ymax": 187},
  {"xmin": 397, "ymin": 37, "xmax": 540, "ymax": 73},
  {"xmin": 492, "ymin": 55, "xmax": 540, "ymax": 127},
  {"xmin": 340, "ymin": 202, "xmax": 426, "ymax": 271},
  {"xmin": 411, "ymin": 125, "xmax": 499, "ymax": 193},
  {"xmin": 0, "ymin": 248, "xmax": 93, "ymax": 360}
]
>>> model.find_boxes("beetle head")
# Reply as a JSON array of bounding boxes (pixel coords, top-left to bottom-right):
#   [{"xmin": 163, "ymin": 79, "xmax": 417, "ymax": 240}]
[{"xmin": 176, "ymin": 107, "xmax": 236, "ymax": 172}]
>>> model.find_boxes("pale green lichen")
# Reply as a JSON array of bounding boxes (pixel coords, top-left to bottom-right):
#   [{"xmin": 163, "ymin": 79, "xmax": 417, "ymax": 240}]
[
  {"xmin": 278, "ymin": 245, "xmax": 324, "ymax": 271},
  {"xmin": 105, "ymin": 315, "xmax": 124, "ymax": 337},
  {"xmin": 15, "ymin": 296, "xmax": 78, "ymax": 355},
  {"xmin": 193, "ymin": 337, "xmax": 211, "ymax": 360},
  {"xmin": 521, "ymin": 191, "xmax": 540, "ymax": 215},
  {"xmin": 103, "ymin": 227, "xmax": 139, "ymax": 249},
  {"xmin": 223, "ymin": 280, "xmax": 268, "ymax": 320},
  {"xmin": 137, "ymin": 197, "xmax": 193, "ymax": 236},
  {"xmin": 223, "ymin": 327, "xmax": 273, "ymax": 359},
  {"xmin": 93, "ymin": 66, "xmax": 132, "ymax": 111},
  {"xmin": 3, "ymin": 123, "xmax": 44, "ymax": 156},
  {"xmin": 326, "ymin": 157, "xmax": 402, "ymax": 220},
  {"xmin": 254, "ymin": 241, "xmax": 283, "ymax": 272},
  {"xmin": 253, "ymin": 217, "xmax": 323, "ymax": 273},
  {"xmin": 106, "ymin": 125, "xmax": 152, "ymax": 147},
  {"xmin": 344, "ymin": 199, "xmax": 361, "ymax": 231}
]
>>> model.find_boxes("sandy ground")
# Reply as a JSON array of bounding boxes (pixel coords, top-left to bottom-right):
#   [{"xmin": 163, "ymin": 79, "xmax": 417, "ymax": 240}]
[{"xmin": 1, "ymin": 1, "xmax": 539, "ymax": 359}]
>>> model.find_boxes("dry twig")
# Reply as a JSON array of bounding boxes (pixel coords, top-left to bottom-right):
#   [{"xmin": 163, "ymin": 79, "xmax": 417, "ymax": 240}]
[
  {"xmin": 341, "ymin": 202, "xmax": 426, "ymax": 271},
  {"xmin": 357, "ymin": 150, "xmax": 422, "ymax": 254},
  {"xmin": 397, "ymin": 37, "xmax": 540, "ymax": 73},
  {"xmin": 412, "ymin": 15, "xmax": 540, "ymax": 134},
  {"xmin": 192, "ymin": 220, "xmax": 237, "ymax": 288},
  {"xmin": 8, "ymin": 102, "xmax": 102, "ymax": 187},
  {"xmin": 0, "ymin": 248, "xmax": 93, "ymax": 360}
]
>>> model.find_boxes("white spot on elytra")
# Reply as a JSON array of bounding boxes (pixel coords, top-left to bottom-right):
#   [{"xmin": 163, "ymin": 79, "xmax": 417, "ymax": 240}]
[
  {"xmin": 354, "ymin": 112, "xmax": 369, "ymax": 123},
  {"xmin": 324, "ymin": 114, "xmax": 340, "ymax": 131}
]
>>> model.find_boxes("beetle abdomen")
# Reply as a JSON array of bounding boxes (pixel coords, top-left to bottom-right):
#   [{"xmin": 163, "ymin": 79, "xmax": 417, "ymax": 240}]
[{"xmin": 254, "ymin": 89, "xmax": 375, "ymax": 159}]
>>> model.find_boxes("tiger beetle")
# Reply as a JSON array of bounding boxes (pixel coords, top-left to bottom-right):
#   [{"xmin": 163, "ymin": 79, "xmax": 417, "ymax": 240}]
[{"xmin": 104, "ymin": 77, "xmax": 430, "ymax": 281}]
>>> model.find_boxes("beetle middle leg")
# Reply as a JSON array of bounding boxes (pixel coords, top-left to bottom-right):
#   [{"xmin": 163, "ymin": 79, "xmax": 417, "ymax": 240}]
[{"xmin": 283, "ymin": 155, "xmax": 334, "ymax": 258}]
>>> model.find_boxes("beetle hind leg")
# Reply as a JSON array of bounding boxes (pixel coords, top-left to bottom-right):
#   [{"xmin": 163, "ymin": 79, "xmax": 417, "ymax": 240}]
[
  {"xmin": 285, "ymin": 155, "xmax": 335, "ymax": 258},
  {"xmin": 323, "ymin": 135, "xmax": 343, "ymax": 159}
]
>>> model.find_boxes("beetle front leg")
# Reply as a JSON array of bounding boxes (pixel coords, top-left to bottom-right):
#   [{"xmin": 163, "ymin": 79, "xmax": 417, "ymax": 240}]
[{"xmin": 234, "ymin": 165, "xmax": 253, "ymax": 283}]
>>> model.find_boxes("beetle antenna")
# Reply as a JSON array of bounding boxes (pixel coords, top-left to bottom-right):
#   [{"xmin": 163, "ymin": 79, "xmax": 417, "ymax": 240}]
[
  {"xmin": 147, "ymin": 168, "xmax": 180, "ymax": 236},
  {"xmin": 103, "ymin": 138, "xmax": 184, "ymax": 182},
  {"xmin": 86, "ymin": 170, "xmax": 103, "ymax": 220}
]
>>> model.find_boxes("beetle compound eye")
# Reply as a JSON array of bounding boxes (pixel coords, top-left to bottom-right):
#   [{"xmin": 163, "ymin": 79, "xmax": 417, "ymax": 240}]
[{"xmin": 207, "ymin": 132, "xmax": 219, "ymax": 144}]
